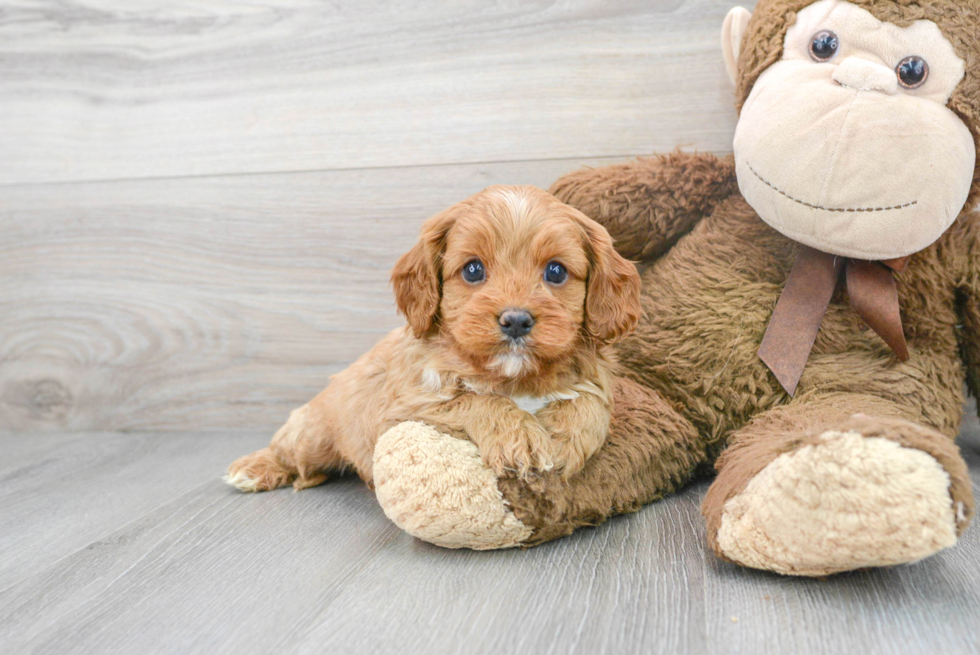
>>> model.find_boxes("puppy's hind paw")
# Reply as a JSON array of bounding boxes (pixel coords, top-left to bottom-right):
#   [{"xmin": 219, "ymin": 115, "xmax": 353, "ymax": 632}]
[
  {"xmin": 224, "ymin": 469, "xmax": 262, "ymax": 492},
  {"xmin": 225, "ymin": 448, "xmax": 295, "ymax": 492}
]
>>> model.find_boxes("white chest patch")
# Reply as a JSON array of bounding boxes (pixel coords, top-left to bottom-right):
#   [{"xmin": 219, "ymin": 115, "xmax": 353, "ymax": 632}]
[
  {"xmin": 461, "ymin": 380, "xmax": 602, "ymax": 415},
  {"xmin": 509, "ymin": 390, "xmax": 581, "ymax": 415}
]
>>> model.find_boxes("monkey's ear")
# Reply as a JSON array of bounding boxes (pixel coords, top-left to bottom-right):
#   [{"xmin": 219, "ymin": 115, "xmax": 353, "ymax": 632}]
[
  {"xmin": 722, "ymin": 7, "xmax": 752, "ymax": 87},
  {"xmin": 390, "ymin": 208, "xmax": 457, "ymax": 338}
]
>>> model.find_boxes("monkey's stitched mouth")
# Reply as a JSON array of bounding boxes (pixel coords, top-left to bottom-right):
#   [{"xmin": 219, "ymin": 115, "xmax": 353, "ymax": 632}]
[{"xmin": 748, "ymin": 163, "xmax": 918, "ymax": 214}]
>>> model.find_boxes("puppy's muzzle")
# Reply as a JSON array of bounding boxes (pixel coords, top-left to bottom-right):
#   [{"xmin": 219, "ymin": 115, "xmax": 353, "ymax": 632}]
[{"xmin": 499, "ymin": 309, "xmax": 534, "ymax": 340}]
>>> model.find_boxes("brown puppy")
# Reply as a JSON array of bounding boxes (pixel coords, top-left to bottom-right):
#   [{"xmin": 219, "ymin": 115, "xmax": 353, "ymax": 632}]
[{"xmin": 225, "ymin": 186, "xmax": 641, "ymax": 492}]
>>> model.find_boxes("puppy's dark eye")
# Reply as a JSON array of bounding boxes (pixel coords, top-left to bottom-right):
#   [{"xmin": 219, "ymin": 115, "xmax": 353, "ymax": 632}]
[
  {"xmin": 809, "ymin": 30, "xmax": 839, "ymax": 62},
  {"xmin": 461, "ymin": 259, "xmax": 485, "ymax": 283},
  {"xmin": 544, "ymin": 261, "xmax": 568, "ymax": 285},
  {"xmin": 897, "ymin": 56, "xmax": 929, "ymax": 89}
]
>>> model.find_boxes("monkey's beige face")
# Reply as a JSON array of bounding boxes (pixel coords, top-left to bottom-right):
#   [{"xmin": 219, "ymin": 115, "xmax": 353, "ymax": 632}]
[{"xmin": 730, "ymin": 0, "xmax": 976, "ymax": 260}]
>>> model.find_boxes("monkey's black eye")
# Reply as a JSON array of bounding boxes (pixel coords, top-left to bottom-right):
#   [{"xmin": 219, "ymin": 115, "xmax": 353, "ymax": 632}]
[
  {"xmin": 544, "ymin": 261, "xmax": 568, "ymax": 285},
  {"xmin": 462, "ymin": 259, "xmax": 485, "ymax": 283},
  {"xmin": 897, "ymin": 56, "xmax": 929, "ymax": 89},
  {"xmin": 809, "ymin": 30, "xmax": 839, "ymax": 62}
]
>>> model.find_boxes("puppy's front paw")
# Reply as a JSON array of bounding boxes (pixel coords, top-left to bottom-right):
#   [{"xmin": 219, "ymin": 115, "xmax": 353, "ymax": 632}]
[
  {"xmin": 533, "ymin": 408, "xmax": 608, "ymax": 480},
  {"xmin": 549, "ymin": 440, "xmax": 589, "ymax": 481},
  {"xmin": 225, "ymin": 447, "xmax": 294, "ymax": 492},
  {"xmin": 479, "ymin": 418, "xmax": 554, "ymax": 480}
]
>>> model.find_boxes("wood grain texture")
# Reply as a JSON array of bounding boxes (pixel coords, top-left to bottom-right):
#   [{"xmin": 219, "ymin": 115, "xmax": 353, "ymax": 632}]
[
  {"xmin": 0, "ymin": 0, "xmax": 756, "ymax": 430},
  {"xmin": 0, "ymin": 430, "xmax": 269, "ymax": 590},
  {"xmin": 0, "ymin": 424, "xmax": 978, "ymax": 655},
  {"xmin": 0, "ymin": 0, "xmax": 750, "ymax": 185},
  {"xmin": 289, "ymin": 485, "xmax": 708, "ymax": 655},
  {"xmin": 0, "ymin": 157, "xmax": 640, "ymax": 432}
]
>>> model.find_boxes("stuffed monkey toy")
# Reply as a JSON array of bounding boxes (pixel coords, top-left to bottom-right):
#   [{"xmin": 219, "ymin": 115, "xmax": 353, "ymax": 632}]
[{"xmin": 371, "ymin": 0, "xmax": 980, "ymax": 577}]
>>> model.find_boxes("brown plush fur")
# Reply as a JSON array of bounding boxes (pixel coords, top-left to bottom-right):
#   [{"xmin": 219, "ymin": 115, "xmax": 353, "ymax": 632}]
[
  {"xmin": 489, "ymin": 0, "xmax": 980, "ymax": 559},
  {"xmin": 500, "ymin": 153, "xmax": 977, "ymax": 548},
  {"xmin": 226, "ymin": 186, "xmax": 642, "ymax": 491}
]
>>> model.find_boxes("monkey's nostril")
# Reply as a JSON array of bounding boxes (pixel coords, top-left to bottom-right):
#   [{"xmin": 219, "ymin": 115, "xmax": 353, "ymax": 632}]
[{"xmin": 499, "ymin": 309, "xmax": 534, "ymax": 339}]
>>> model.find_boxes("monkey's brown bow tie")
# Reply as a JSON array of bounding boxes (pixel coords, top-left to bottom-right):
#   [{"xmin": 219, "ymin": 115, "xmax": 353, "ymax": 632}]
[{"xmin": 758, "ymin": 246, "xmax": 910, "ymax": 396}]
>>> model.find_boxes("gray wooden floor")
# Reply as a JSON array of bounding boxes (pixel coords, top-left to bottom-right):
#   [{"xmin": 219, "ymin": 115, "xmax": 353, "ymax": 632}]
[
  {"xmin": 4, "ymin": 1, "xmax": 980, "ymax": 652},
  {"xmin": 1, "ymin": 416, "xmax": 979, "ymax": 655}
]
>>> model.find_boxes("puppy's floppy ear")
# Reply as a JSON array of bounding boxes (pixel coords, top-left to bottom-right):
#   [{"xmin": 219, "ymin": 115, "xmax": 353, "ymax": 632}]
[
  {"xmin": 391, "ymin": 206, "xmax": 458, "ymax": 338},
  {"xmin": 574, "ymin": 211, "xmax": 642, "ymax": 344}
]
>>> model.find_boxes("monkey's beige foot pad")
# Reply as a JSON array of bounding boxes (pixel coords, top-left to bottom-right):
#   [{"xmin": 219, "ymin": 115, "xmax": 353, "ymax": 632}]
[
  {"xmin": 717, "ymin": 431, "xmax": 960, "ymax": 577},
  {"xmin": 373, "ymin": 422, "xmax": 533, "ymax": 550}
]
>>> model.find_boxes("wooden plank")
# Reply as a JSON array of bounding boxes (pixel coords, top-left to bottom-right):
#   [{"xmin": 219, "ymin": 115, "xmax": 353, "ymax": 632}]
[
  {"xmin": 284, "ymin": 488, "xmax": 708, "ymax": 655},
  {"xmin": 0, "ymin": 157, "xmax": 638, "ymax": 432},
  {"xmin": 0, "ymin": 430, "xmax": 270, "ymax": 591},
  {"xmin": 1, "ymin": 424, "xmax": 978, "ymax": 654},
  {"xmin": 0, "ymin": 0, "xmax": 748, "ymax": 185},
  {"xmin": 0, "ymin": 451, "xmax": 708, "ymax": 655},
  {"xmin": 0, "ymin": 475, "xmax": 399, "ymax": 654}
]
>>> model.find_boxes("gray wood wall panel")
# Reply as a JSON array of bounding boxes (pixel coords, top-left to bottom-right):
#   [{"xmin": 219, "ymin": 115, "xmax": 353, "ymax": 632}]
[
  {"xmin": 0, "ymin": 0, "xmax": 745, "ymax": 185},
  {"xmin": 1, "ymin": 157, "xmax": 632, "ymax": 432},
  {"xmin": 0, "ymin": 0, "xmax": 757, "ymax": 431}
]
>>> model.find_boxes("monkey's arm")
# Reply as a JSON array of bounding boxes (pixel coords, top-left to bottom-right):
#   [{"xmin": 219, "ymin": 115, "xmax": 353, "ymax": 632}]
[
  {"xmin": 549, "ymin": 151, "xmax": 738, "ymax": 263},
  {"xmin": 953, "ymin": 211, "xmax": 980, "ymax": 406}
]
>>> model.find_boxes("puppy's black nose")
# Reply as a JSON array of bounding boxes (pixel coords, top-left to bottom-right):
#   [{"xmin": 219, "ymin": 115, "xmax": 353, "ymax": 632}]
[{"xmin": 499, "ymin": 309, "xmax": 534, "ymax": 339}]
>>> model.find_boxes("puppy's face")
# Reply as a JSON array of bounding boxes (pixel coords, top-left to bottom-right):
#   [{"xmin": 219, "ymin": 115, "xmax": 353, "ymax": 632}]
[
  {"xmin": 439, "ymin": 188, "xmax": 591, "ymax": 377},
  {"xmin": 392, "ymin": 186, "xmax": 641, "ymax": 380}
]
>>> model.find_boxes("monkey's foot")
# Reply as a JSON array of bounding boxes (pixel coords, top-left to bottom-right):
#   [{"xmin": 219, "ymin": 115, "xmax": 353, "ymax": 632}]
[{"xmin": 715, "ymin": 428, "xmax": 967, "ymax": 576}]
